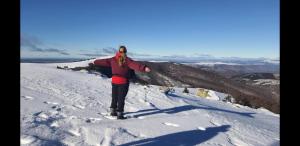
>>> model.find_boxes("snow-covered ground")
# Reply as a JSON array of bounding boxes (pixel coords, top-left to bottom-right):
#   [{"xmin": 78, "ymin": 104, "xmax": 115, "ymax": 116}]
[{"xmin": 21, "ymin": 60, "xmax": 279, "ymax": 146}]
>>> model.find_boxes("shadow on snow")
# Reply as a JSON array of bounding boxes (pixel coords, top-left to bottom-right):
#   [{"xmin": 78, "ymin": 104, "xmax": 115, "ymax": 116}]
[
  {"xmin": 120, "ymin": 125, "xmax": 231, "ymax": 146},
  {"xmin": 126, "ymin": 93, "xmax": 255, "ymax": 118}
]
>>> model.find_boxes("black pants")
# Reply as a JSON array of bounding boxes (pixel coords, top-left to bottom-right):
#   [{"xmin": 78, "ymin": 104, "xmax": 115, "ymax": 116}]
[{"xmin": 111, "ymin": 83, "xmax": 129, "ymax": 112}]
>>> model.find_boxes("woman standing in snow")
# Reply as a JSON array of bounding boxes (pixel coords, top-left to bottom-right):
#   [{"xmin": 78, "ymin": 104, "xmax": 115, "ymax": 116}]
[{"xmin": 92, "ymin": 46, "xmax": 151, "ymax": 119}]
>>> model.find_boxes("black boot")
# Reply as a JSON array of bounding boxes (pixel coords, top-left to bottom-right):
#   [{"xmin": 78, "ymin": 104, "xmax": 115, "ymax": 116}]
[
  {"xmin": 110, "ymin": 108, "xmax": 117, "ymax": 116},
  {"xmin": 117, "ymin": 112, "xmax": 127, "ymax": 120}
]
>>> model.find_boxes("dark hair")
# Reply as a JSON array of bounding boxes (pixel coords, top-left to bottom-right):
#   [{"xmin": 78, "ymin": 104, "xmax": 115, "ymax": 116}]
[{"xmin": 119, "ymin": 45, "xmax": 127, "ymax": 53}]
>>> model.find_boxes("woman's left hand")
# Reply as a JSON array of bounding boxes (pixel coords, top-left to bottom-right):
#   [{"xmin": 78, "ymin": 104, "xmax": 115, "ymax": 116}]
[{"xmin": 145, "ymin": 67, "xmax": 151, "ymax": 72}]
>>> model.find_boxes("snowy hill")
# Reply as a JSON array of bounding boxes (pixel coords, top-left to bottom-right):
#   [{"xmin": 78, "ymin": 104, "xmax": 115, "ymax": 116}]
[{"xmin": 21, "ymin": 60, "xmax": 279, "ymax": 146}]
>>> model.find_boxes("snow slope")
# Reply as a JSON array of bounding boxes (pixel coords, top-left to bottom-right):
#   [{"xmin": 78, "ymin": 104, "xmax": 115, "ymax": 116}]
[
  {"xmin": 21, "ymin": 61, "xmax": 279, "ymax": 146},
  {"xmin": 53, "ymin": 56, "xmax": 114, "ymax": 68}
]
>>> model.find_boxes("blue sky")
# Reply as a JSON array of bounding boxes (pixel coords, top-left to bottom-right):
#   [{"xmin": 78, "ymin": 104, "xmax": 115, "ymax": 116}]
[{"xmin": 21, "ymin": 0, "xmax": 279, "ymax": 59}]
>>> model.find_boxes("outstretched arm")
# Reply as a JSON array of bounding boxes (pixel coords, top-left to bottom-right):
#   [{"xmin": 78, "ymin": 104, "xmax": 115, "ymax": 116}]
[
  {"xmin": 127, "ymin": 58, "xmax": 151, "ymax": 72},
  {"xmin": 93, "ymin": 58, "xmax": 112, "ymax": 67}
]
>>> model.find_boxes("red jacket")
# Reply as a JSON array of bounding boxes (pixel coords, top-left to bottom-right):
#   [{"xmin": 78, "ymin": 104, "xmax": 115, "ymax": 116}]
[{"xmin": 94, "ymin": 54, "xmax": 147, "ymax": 84}]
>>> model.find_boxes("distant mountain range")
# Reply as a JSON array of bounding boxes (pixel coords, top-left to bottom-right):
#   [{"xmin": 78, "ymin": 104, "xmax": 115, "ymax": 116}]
[
  {"xmin": 79, "ymin": 47, "xmax": 279, "ymax": 65},
  {"xmin": 23, "ymin": 47, "xmax": 279, "ymax": 66}
]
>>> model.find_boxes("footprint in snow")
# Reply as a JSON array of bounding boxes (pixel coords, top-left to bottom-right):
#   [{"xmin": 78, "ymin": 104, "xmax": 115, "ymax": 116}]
[
  {"xmin": 162, "ymin": 122, "xmax": 180, "ymax": 127},
  {"xmin": 33, "ymin": 110, "xmax": 66, "ymax": 127},
  {"xmin": 22, "ymin": 96, "xmax": 34, "ymax": 100},
  {"xmin": 51, "ymin": 105, "xmax": 62, "ymax": 111}
]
